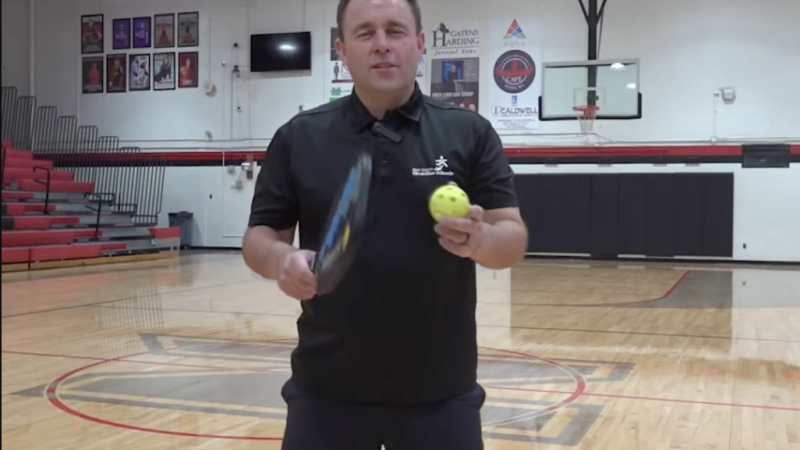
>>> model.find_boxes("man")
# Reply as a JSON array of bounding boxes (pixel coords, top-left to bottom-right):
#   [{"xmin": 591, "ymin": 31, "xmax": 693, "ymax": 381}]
[{"xmin": 242, "ymin": 0, "xmax": 528, "ymax": 448}]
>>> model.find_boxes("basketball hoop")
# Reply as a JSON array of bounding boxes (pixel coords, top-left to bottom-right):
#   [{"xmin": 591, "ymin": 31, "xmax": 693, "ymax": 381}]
[{"xmin": 573, "ymin": 105, "xmax": 599, "ymax": 134}]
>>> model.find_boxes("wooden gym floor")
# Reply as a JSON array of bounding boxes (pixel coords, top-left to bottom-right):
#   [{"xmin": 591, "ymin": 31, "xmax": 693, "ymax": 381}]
[{"xmin": 2, "ymin": 251, "xmax": 799, "ymax": 449}]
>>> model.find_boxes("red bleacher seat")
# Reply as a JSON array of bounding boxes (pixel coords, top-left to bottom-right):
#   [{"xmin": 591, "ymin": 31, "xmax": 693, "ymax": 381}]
[
  {"xmin": 99, "ymin": 242, "xmax": 127, "ymax": 251},
  {"xmin": 2, "ymin": 203, "xmax": 56, "ymax": 215},
  {"xmin": 6, "ymin": 216, "xmax": 81, "ymax": 230},
  {"xmin": 2, "ymin": 148, "xmax": 33, "ymax": 159},
  {"xmin": 2, "ymin": 158, "xmax": 53, "ymax": 170},
  {"xmin": 1, "ymin": 241, "xmax": 129, "ymax": 264},
  {"xmin": 149, "ymin": 227, "xmax": 181, "ymax": 239},
  {"xmin": 29, "ymin": 243, "xmax": 103, "ymax": 261},
  {"xmin": 17, "ymin": 179, "xmax": 94, "ymax": 193},
  {"xmin": 4, "ymin": 167, "xmax": 75, "ymax": 181},
  {"xmin": 1, "ymin": 247, "xmax": 30, "ymax": 263},
  {"xmin": 2, "ymin": 191, "xmax": 34, "ymax": 201},
  {"xmin": 2, "ymin": 229, "xmax": 101, "ymax": 247}
]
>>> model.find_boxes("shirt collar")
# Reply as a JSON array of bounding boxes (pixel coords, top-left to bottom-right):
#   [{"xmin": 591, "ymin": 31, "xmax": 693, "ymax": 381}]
[{"xmin": 348, "ymin": 82, "xmax": 424, "ymax": 131}]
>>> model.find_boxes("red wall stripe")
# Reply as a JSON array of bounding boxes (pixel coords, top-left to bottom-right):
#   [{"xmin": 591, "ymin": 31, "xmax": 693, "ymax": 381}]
[
  {"xmin": 136, "ymin": 145, "xmax": 748, "ymax": 162},
  {"xmin": 8, "ymin": 144, "xmax": 794, "ymax": 163}
]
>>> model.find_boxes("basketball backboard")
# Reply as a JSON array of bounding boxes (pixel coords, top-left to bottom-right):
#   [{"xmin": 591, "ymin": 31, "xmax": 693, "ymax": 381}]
[{"xmin": 538, "ymin": 58, "xmax": 642, "ymax": 121}]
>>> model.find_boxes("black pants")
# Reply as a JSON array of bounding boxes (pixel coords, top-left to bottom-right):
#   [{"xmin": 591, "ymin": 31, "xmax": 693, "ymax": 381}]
[{"xmin": 281, "ymin": 379, "xmax": 486, "ymax": 450}]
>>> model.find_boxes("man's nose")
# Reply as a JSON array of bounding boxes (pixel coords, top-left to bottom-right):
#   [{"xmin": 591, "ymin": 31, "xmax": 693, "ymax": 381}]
[{"xmin": 372, "ymin": 31, "xmax": 391, "ymax": 53}]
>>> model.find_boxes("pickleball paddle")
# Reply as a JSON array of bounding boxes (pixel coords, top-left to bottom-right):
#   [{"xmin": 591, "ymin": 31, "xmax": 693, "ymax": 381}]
[{"xmin": 311, "ymin": 152, "xmax": 373, "ymax": 295}]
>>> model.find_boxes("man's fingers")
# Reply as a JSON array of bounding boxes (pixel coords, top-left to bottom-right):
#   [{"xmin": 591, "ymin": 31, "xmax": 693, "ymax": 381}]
[
  {"xmin": 438, "ymin": 237, "xmax": 471, "ymax": 258},
  {"xmin": 467, "ymin": 205, "xmax": 484, "ymax": 221},
  {"xmin": 294, "ymin": 266, "xmax": 317, "ymax": 287},
  {"xmin": 281, "ymin": 269, "xmax": 316, "ymax": 297},
  {"xmin": 276, "ymin": 250, "xmax": 319, "ymax": 301},
  {"xmin": 436, "ymin": 217, "xmax": 478, "ymax": 234},
  {"xmin": 286, "ymin": 288, "xmax": 315, "ymax": 301},
  {"xmin": 282, "ymin": 279, "xmax": 317, "ymax": 300},
  {"xmin": 286, "ymin": 254, "xmax": 317, "ymax": 288},
  {"xmin": 434, "ymin": 224, "xmax": 468, "ymax": 242}
]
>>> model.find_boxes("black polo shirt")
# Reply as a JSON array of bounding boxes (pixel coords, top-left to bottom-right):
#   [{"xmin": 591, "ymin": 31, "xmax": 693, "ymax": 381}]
[{"xmin": 249, "ymin": 84, "xmax": 518, "ymax": 406}]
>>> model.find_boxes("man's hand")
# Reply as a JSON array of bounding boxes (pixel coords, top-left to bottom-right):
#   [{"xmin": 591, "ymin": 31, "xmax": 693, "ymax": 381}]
[
  {"xmin": 278, "ymin": 249, "xmax": 317, "ymax": 300},
  {"xmin": 434, "ymin": 205, "xmax": 485, "ymax": 258}
]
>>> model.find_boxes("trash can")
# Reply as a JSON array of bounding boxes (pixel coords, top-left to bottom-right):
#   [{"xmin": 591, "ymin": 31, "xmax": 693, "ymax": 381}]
[{"xmin": 168, "ymin": 211, "xmax": 194, "ymax": 248}]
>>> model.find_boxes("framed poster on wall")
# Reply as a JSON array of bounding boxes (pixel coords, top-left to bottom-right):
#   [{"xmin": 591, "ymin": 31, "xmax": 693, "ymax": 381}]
[
  {"xmin": 112, "ymin": 18, "xmax": 131, "ymax": 50},
  {"xmin": 81, "ymin": 14, "xmax": 104, "ymax": 54},
  {"xmin": 154, "ymin": 13, "xmax": 175, "ymax": 48},
  {"xmin": 153, "ymin": 52, "xmax": 176, "ymax": 90},
  {"xmin": 177, "ymin": 51, "xmax": 198, "ymax": 88},
  {"xmin": 106, "ymin": 54, "xmax": 127, "ymax": 93},
  {"xmin": 82, "ymin": 56, "xmax": 104, "ymax": 93},
  {"xmin": 133, "ymin": 16, "xmax": 152, "ymax": 48},
  {"xmin": 177, "ymin": 12, "xmax": 199, "ymax": 47}
]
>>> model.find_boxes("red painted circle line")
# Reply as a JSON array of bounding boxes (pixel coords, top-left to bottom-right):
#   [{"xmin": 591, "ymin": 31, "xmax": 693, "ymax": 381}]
[
  {"xmin": 480, "ymin": 346, "xmax": 587, "ymax": 428},
  {"xmin": 45, "ymin": 346, "xmax": 586, "ymax": 441}
]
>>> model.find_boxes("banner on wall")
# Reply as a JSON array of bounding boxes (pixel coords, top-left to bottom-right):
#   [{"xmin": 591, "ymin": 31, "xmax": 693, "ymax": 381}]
[
  {"xmin": 487, "ymin": 18, "xmax": 543, "ymax": 130},
  {"xmin": 427, "ymin": 21, "xmax": 481, "ymax": 113},
  {"xmin": 326, "ymin": 27, "xmax": 354, "ymax": 102},
  {"xmin": 326, "ymin": 27, "xmax": 427, "ymax": 103}
]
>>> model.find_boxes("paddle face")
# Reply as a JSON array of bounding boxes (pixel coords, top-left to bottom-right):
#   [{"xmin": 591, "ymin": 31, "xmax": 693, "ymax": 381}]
[{"xmin": 312, "ymin": 152, "xmax": 372, "ymax": 295}]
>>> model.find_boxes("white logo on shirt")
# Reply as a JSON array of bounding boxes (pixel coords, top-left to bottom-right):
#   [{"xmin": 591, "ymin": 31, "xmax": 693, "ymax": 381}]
[{"xmin": 411, "ymin": 156, "xmax": 454, "ymax": 177}]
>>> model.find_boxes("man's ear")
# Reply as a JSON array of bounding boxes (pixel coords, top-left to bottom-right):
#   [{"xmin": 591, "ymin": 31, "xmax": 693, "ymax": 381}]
[{"xmin": 335, "ymin": 38, "xmax": 347, "ymax": 67}]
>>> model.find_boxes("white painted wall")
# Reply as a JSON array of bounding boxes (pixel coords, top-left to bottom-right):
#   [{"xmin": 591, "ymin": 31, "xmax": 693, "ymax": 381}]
[
  {"xmin": 21, "ymin": 0, "xmax": 800, "ymax": 146},
  {"xmin": 1, "ymin": 0, "xmax": 31, "ymax": 96},
  {"xmin": 160, "ymin": 165, "xmax": 255, "ymax": 249},
  {"xmin": 27, "ymin": 0, "xmax": 328, "ymax": 147}
]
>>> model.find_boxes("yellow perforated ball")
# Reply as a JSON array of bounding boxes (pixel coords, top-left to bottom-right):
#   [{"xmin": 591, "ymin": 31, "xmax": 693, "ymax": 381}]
[{"xmin": 429, "ymin": 184, "xmax": 470, "ymax": 222}]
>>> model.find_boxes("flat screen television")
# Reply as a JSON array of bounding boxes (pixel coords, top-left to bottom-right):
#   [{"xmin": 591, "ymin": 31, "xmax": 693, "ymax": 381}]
[{"xmin": 250, "ymin": 31, "xmax": 312, "ymax": 72}]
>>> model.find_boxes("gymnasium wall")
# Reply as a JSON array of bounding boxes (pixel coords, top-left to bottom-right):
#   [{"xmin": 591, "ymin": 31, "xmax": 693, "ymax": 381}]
[
  {"xmin": 160, "ymin": 162, "xmax": 800, "ymax": 262},
  {"xmin": 1, "ymin": 0, "xmax": 31, "ymax": 96},
  {"xmin": 2, "ymin": 0, "xmax": 799, "ymax": 262},
  {"xmin": 4, "ymin": 0, "xmax": 798, "ymax": 143}
]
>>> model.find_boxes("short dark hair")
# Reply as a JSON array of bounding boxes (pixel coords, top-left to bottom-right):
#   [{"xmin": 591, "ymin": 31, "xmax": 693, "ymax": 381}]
[{"xmin": 336, "ymin": 0, "xmax": 423, "ymax": 41}]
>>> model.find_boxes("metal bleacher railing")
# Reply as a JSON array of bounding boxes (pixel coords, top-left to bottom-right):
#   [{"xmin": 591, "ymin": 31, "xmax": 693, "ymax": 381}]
[{"xmin": 1, "ymin": 86, "xmax": 166, "ymax": 229}]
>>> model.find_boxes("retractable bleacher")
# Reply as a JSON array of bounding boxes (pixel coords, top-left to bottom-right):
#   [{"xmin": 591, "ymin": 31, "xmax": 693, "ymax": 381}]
[{"xmin": 1, "ymin": 87, "xmax": 180, "ymax": 272}]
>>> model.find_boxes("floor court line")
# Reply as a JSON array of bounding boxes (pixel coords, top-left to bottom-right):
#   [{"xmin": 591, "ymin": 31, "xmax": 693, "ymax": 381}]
[
  {"xmin": 485, "ymin": 385, "xmax": 800, "ymax": 413},
  {"xmin": 40, "ymin": 350, "xmax": 283, "ymax": 442},
  {"xmin": 478, "ymin": 323, "xmax": 800, "ymax": 344},
  {"xmin": 0, "ymin": 252, "xmax": 240, "ymax": 285},
  {"xmin": 0, "ymin": 278, "xmax": 253, "ymax": 319},
  {"xmin": 4, "ymin": 348, "xmax": 797, "ymax": 413},
  {"xmin": 71, "ymin": 304, "xmax": 800, "ymax": 344},
  {"xmin": 478, "ymin": 300, "xmax": 800, "ymax": 309},
  {"xmin": 1, "ymin": 349, "xmax": 287, "ymax": 374}
]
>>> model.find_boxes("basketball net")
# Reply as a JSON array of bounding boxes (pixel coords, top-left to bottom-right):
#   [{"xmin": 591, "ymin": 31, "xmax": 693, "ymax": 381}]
[{"xmin": 573, "ymin": 105, "xmax": 599, "ymax": 134}]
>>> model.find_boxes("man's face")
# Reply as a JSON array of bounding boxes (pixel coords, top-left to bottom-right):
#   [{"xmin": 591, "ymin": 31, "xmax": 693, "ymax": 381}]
[{"xmin": 336, "ymin": 0, "xmax": 424, "ymax": 95}]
